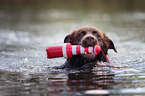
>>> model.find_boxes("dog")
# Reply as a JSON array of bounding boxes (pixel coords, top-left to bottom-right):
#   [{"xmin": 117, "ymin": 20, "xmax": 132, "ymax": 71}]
[{"xmin": 59, "ymin": 26, "xmax": 117, "ymax": 69}]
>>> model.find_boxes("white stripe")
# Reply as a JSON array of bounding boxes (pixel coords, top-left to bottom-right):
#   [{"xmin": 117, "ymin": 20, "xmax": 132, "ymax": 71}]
[
  {"xmin": 80, "ymin": 46, "xmax": 85, "ymax": 54},
  {"xmin": 62, "ymin": 44, "xmax": 67, "ymax": 58},
  {"xmin": 88, "ymin": 47, "xmax": 93, "ymax": 53},
  {"xmin": 72, "ymin": 46, "xmax": 77, "ymax": 55}
]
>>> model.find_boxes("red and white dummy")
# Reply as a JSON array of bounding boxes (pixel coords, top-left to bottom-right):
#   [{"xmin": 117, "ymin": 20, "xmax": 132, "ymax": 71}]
[{"xmin": 46, "ymin": 43, "xmax": 102, "ymax": 59}]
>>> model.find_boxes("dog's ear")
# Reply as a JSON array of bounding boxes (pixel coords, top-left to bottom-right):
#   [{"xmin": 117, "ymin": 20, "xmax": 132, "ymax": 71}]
[
  {"xmin": 103, "ymin": 33, "xmax": 117, "ymax": 53},
  {"xmin": 107, "ymin": 38, "xmax": 117, "ymax": 53},
  {"xmin": 64, "ymin": 32, "xmax": 75, "ymax": 43}
]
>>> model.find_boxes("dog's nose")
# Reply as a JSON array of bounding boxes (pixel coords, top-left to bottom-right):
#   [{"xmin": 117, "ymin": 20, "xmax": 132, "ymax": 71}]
[
  {"xmin": 82, "ymin": 36, "xmax": 96, "ymax": 47},
  {"xmin": 86, "ymin": 36, "xmax": 94, "ymax": 42}
]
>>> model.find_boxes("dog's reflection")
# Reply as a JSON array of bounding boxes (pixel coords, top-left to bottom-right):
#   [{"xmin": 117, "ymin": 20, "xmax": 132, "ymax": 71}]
[
  {"xmin": 47, "ymin": 65, "xmax": 115, "ymax": 94},
  {"xmin": 67, "ymin": 69, "xmax": 114, "ymax": 92}
]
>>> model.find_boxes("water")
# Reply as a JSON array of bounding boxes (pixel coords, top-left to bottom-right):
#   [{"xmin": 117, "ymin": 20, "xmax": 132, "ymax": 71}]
[{"xmin": 0, "ymin": 0, "xmax": 145, "ymax": 95}]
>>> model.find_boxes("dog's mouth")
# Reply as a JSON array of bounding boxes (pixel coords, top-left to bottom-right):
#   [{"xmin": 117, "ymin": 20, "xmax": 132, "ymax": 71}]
[
  {"xmin": 82, "ymin": 53, "xmax": 96, "ymax": 61},
  {"xmin": 81, "ymin": 43, "xmax": 98, "ymax": 61},
  {"xmin": 80, "ymin": 36, "xmax": 100, "ymax": 61}
]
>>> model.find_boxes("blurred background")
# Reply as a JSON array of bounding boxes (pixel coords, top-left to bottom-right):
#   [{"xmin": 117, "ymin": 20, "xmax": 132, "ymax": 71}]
[
  {"xmin": 0, "ymin": 0, "xmax": 145, "ymax": 95},
  {"xmin": 0, "ymin": 0, "xmax": 144, "ymax": 72}
]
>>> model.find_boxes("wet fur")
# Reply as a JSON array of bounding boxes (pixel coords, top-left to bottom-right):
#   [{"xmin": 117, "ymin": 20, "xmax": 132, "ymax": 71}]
[{"xmin": 59, "ymin": 26, "xmax": 117, "ymax": 69}]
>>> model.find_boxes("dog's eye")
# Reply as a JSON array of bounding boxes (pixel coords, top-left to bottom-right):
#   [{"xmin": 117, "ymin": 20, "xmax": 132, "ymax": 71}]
[
  {"xmin": 81, "ymin": 31, "xmax": 86, "ymax": 35},
  {"xmin": 93, "ymin": 31, "xmax": 101, "ymax": 37},
  {"xmin": 78, "ymin": 31, "xmax": 86, "ymax": 37}
]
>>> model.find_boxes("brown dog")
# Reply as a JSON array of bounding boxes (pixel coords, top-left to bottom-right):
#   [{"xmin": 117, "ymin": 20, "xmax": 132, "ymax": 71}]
[{"xmin": 60, "ymin": 26, "xmax": 117, "ymax": 69}]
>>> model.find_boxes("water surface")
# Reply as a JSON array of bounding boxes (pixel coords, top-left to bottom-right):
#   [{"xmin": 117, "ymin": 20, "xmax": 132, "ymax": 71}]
[{"xmin": 0, "ymin": 0, "xmax": 145, "ymax": 96}]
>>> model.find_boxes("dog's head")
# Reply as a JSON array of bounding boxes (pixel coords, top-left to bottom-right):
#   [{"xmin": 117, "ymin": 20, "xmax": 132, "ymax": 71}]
[{"xmin": 64, "ymin": 26, "xmax": 117, "ymax": 61}]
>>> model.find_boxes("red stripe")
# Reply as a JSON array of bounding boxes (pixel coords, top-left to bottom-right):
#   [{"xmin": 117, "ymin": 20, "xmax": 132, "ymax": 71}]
[
  {"xmin": 67, "ymin": 80, "xmax": 72, "ymax": 83},
  {"xmin": 66, "ymin": 43, "xmax": 72, "ymax": 58},
  {"xmin": 69, "ymin": 44, "xmax": 72, "ymax": 57},
  {"xmin": 84, "ymin": 85, "xmax": 89, "ymax": 89},
  {"xmin": 85, "ymin": 47, "xmax": 89, "ymax": 54},
  {"xmin": 76, "ymin": 45, "xmax": 81, "ymax": 54},
  {"xmin": 76, "ymin": 86, "xmax": 80, "ymax": 91},
  {"xmin": 76, "ymin": 80, "xmax": 80, "ymax": 82}
]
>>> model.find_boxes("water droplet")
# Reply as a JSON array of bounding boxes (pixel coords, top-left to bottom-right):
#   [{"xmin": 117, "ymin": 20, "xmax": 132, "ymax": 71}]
[{"xmin": 24, "ymin": 58, "xmax": 28, "ymax": 63}]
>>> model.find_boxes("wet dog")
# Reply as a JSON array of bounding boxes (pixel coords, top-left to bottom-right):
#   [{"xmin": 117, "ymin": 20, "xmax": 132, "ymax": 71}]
[{"xmin": 59, "ymin": 26, "xmax": 117, "ymax": 69}]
